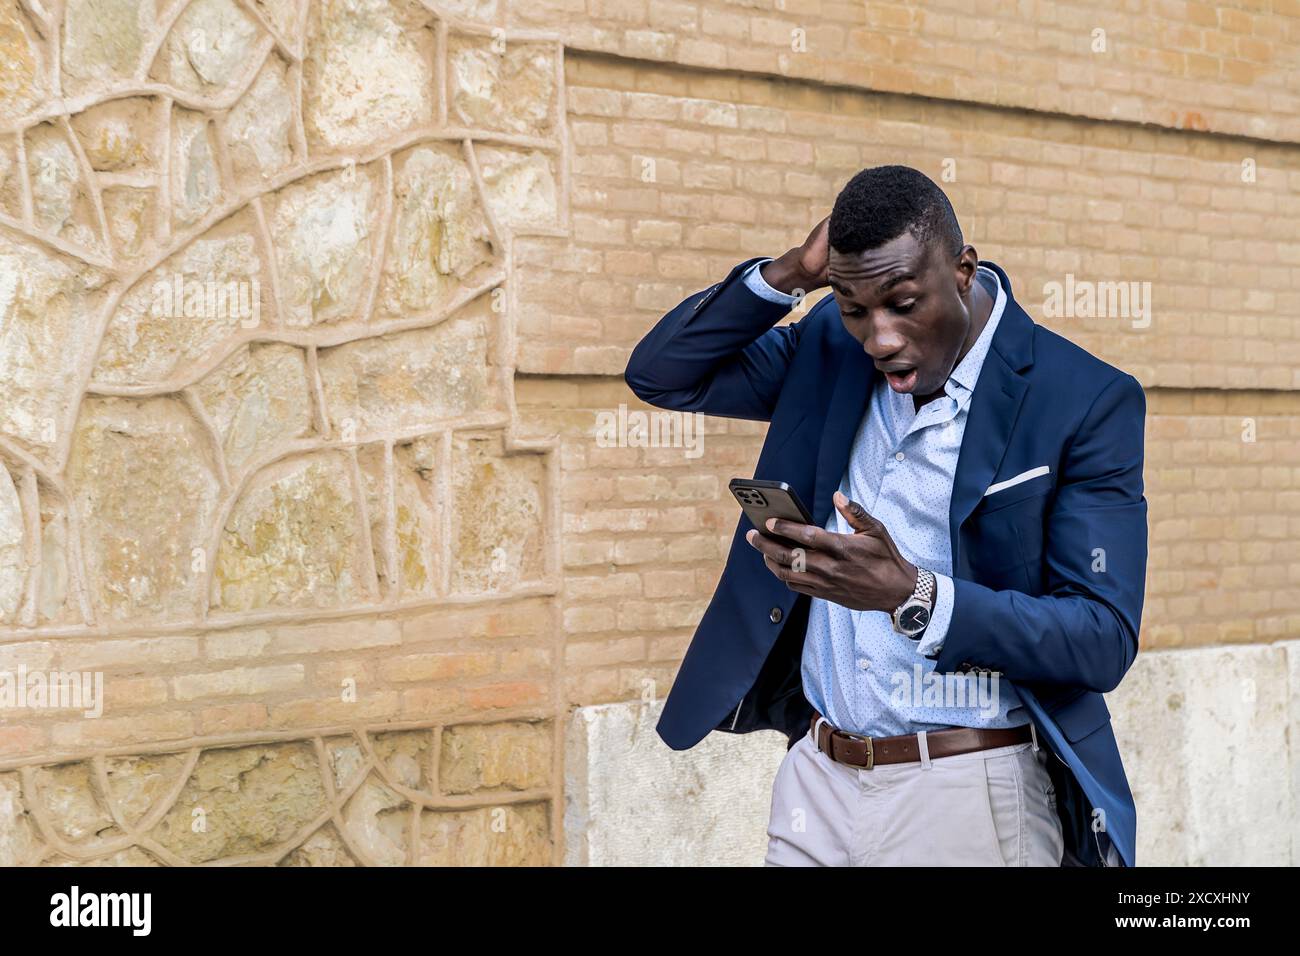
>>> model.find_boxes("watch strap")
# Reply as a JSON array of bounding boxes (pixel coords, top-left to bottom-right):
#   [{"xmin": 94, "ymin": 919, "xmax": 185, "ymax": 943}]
[{"xmin": 912, "ymin": 568, "xmax": 935, "ymax": 606}]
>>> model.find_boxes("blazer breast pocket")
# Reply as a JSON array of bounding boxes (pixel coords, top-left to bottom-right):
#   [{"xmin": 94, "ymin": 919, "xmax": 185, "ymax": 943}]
[
  {"xmin": 978, "ymin": 466, "xmax": 1054, "ymax": 515},
  {"xmin": 968, "ymin": 490, "xmax": 1050, "ymax": 591}
]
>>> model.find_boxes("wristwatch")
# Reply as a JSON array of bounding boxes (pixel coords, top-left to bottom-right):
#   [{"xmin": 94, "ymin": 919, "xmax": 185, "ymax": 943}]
[{"xmin": 892, "ymin": 567, "xmax": 936, "ymax": 638}]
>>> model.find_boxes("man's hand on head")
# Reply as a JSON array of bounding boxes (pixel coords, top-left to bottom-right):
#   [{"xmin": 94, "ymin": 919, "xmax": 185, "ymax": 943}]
[
  {"xmin": 761, "ymin": 215, "xmax": 831, "ymax": 295},
  {"xmin": 745, "ymin": 490, "xmax": 917, "ymax": 612}
]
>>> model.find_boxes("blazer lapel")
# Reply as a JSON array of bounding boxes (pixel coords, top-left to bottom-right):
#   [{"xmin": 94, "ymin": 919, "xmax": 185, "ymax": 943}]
[
  {"xmin": 948, "ymin": 352, "xmax": 1028, "ymax": 563},
  {"xmin": 949, "ymin": 263, "xmax": 1036, "ymax": 571}
]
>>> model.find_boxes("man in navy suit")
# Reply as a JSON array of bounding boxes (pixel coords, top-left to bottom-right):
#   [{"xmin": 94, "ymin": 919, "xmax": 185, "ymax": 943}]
[{"xmin": 624, "ymin": 165, "xmax": 1147, "ymax": 866}]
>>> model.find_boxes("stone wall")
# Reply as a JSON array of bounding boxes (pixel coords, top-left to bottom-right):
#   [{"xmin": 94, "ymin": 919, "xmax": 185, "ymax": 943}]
[
  {"xmin": 2, "ymin": 0, "xmax": 1299, "ymax": 865},
  {"xmin": 2, "ymin": 0, "xmax": 565, "ymax": 865}
]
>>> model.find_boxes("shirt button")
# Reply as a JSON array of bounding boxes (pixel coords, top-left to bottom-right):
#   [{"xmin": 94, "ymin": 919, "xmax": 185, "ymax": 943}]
[
  {"xmin": 769, "ymin": 607, "xmax": 783, "ymax": 623},
  {"xmin": 894, "ymin": 451, "xmax": 905, "ymax": 461},
  {"xmin": 857, "ymin": 658, "xmax": 870, "ymax": 671}
]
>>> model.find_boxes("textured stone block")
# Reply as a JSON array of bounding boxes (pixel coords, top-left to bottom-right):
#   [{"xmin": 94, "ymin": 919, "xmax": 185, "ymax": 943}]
[
  {"xmin": 269, "ymin": 165, "xmax": 381, "ymax": 326},
  {"xmin": 94, "ymin": 218, "xmax": 267, "ymax": 385},
  {"xmin": 449, "ymin": 432, "xmax": 546, "ymax": 594},
  {"xmin": 372, "ymin": 729, "xmax": 433, "ymax": 792},
  {"xmin": 325, "ymin": 735, "xmax": 366, "ymax": 792},
  {"xmin": 26, "ymin": 121, "xmax": 102, "ymax": 252},
  {"xmin": 448, "ymin": 34, "xmax": 556, "ymax": 137},
  {"xmin": 104, "ymin": 753, "xmax": 189, "ymax": 828},
  {"xmin": 70, "ymin": 96, "xmax": 157, "ymax": 172},
  {"xmin": 151, "ymin": 0, "xmax": 262, "ymax": 95},
  {"xmin": 377, "ymin": 144, "xmax": 498, "ymax": 319},
  {"xmin": 32, "ymin": 762, "xmax": 121, "ymax": 846},
  {"xmin": 0, "ymin": 461, "xmax": 24, "ymax": 623},
  {"xmin": 417, "ymin": 802, "xmax": 549, "ymax": 865},
  {"xmin": 193, "ymin": 342, "xmax": 314, "ymax": 473},
  {"xmin": 302, "ymin": 0, "xmax": 435, "ymax": 151},
  {"xmin": 354, "ymin": 442, "xmax": 392, "ymax": 594},
  {"xmin": 214, "ymin": 451, "xmax": 371, "ymax": 611},
  {"xmin": 0, "ymin": 136, "xmax": 21, "ymax": 215},
  {"xmin": 100, "ymin": 185, "xmax": 155, "ymax": 259},
  {"xmin": 340, "ymin": 775, "xmax": 409, "ymax": 865},
  {"xmin": 60, "ymin": 0, "xmax": 148, "ymax": 95},
  {"xmin": 318, "ymin": 311, "xmax": 496, "ymax": 437},
  {"xmin": 440, "ymin": 720, "xmax": 551, "ymax": 794},
  {"xmin": 387, "ymin": 438, "xmax": 441, "ymax": 597},
  {"xmin": 0, "ymin": 235, "xmax": 106, "ymax": 458},
  {"xmin": 0, "ymin": 773, "xmax": 40, "ymax": 866},
  {"xmin": 67, "ymin": 396, "xmax": 221, "ymax": 622},
  {"xmin": 170, "ymin": 107, "xmax": 222, "ymax": 227},
  {"xmin": 0, "ymin": 0, "xmax": 43, "ymax": 121},
  {"xmin": 150, "ymin": 742, "xmax": 328, "ymax": 863},
  {"xmin": 475, "ymin": 146, "xmax": 559, "ymax": 231},
  {"xmin": 224, "ymin": 56, "xmax": 295, "ymax": 180},
  {"xmin": 279, "ymin": 825, "xmax": 359, "ymax": 866}
]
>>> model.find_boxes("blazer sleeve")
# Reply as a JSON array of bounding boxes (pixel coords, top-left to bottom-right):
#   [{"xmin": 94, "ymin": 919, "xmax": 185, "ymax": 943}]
[
  {"xmin": 931, "ymin": 372, "xmax": 1148, "ymax": 693},
  {"xmin": 623, "ymin": 257, "xmax": 812, "ymax": 421}
]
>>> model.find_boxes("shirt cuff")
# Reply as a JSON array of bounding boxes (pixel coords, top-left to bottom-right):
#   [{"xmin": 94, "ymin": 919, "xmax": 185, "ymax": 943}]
[
  {"xmin": 742, "ymin": 258, "xmax": 799, "ymax": 305},
  {"xmin": 915, "ymin": 571, "xmax": 954, "ymax": 659}
]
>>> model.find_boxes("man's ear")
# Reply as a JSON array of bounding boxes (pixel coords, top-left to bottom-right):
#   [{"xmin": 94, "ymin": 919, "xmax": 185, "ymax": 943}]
[{"xmin": 953, "ymin": 244, "xmax": 980, "ymax": 296}]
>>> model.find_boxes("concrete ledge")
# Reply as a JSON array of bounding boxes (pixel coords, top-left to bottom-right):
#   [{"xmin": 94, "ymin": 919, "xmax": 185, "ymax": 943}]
[
  {"xmin": 564, "ymin": 700, "xmax": 786, "ymax": 866},
  {"xmin": 568, "ymin": 642, "xmax": 1300, "ymax": 866}
]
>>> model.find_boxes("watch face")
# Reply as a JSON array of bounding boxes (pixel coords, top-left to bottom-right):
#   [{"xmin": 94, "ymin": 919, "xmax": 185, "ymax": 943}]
[{"xmin": 899, "ymin": 604, "xmax": 930, "ymax": 633}]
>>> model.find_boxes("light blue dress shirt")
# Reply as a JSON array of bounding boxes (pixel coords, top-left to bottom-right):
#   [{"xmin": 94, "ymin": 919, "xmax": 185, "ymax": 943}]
[{"xmin": 742, "ymin": 259, "xmax": 1028, "ymax": 737}]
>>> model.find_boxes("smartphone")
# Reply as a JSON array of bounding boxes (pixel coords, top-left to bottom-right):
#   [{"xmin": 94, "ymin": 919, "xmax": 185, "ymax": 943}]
[{"xmin": 729, "ymin": 478, "xmax": 815, "ymax": 547}]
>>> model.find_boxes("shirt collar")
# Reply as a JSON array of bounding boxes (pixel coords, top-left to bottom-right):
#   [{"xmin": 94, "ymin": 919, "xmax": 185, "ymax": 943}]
[{"xmin": 945, "ymin": 264, "xmax": 1007, "ymax": 400}]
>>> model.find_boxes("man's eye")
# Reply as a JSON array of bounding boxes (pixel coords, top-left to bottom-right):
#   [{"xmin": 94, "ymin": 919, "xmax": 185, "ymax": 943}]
[{"xmin": 893, "ymin": 301, "xmax": 916, "ymax": 314}]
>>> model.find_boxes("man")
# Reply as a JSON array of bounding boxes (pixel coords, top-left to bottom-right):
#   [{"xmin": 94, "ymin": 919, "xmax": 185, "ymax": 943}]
[{"xmin": 624, "ymin": 165, "xmax": 1147, "ymax": 867}]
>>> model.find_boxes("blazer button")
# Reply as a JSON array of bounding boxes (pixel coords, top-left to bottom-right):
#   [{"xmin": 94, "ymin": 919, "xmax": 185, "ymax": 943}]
[{"xmin": 769, "ymin": 607, "xmax": 783, "ymax": 623}]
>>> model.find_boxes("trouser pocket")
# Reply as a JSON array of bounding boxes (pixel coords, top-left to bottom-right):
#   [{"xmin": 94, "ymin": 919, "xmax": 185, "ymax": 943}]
[{"xmin": 982, "ymin": 744, "xmax": 1063, "ymax": 866}]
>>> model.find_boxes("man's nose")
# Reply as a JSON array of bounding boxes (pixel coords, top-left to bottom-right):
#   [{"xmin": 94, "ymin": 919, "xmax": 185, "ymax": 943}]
[{"xmin": 861, "ymin": 324, "xmax": 908, "ymax": 361}]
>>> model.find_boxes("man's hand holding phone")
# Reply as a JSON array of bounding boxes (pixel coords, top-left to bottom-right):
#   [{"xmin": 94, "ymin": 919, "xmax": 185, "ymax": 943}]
[{"xmin": 745, "ymin": 490, "xmax": 918, "ymax": 613}]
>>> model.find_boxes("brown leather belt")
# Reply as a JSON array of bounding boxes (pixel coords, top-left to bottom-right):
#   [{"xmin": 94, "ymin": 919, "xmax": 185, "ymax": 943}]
[{"xmin": 809, "ymin": 707, "xmax": 1033, "ymax": 770}]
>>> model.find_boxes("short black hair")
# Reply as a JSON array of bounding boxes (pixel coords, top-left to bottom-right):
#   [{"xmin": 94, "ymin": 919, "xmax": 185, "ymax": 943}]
[{"xmin": 828, "ymin": 165, "xmax": 963, "ymax": 260}]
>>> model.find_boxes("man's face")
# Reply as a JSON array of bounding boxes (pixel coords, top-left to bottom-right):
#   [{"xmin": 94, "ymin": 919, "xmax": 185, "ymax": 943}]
[{"xmin": 827, "ymin": 232, "xmax": 980, "ymax": 398}]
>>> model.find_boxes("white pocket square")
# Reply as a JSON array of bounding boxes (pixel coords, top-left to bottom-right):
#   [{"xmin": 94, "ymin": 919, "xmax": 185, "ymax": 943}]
[{"xmin": 984, "ymin": 465, "xmax": 1050, "ymax": 497}]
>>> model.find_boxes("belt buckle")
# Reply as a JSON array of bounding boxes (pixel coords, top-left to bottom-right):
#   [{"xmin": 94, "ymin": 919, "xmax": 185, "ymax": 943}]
[{"xmin": 834, "ymin": 728, "xmax": 874, "ymax": 770}]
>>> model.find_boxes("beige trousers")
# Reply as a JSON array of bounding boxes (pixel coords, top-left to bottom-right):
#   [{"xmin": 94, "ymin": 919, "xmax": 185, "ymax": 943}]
[{"xmin": 764, "ymin": 723, "xmax": 1064, "ymax": 866}]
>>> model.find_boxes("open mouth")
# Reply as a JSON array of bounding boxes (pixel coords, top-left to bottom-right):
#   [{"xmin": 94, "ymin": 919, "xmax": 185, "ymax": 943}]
[{"xmin": 882, "ymin": 366, "xmax": 918, "ymax": 392}]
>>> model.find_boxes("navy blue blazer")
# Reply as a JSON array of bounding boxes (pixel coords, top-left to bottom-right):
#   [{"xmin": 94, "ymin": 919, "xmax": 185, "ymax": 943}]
[{"xmin": 624, "ymin": 257, "xmax": 1148, "ymax": 867}]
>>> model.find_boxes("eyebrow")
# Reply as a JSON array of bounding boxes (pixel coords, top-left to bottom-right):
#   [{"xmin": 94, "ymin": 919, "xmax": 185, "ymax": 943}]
[
  {"xmin": 876, "ymin": 271, "xmax": 917, "ymax": 294},
  {"xmin": 830, "ymin": 271, "xmax": 917, "ymax": 299}
]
